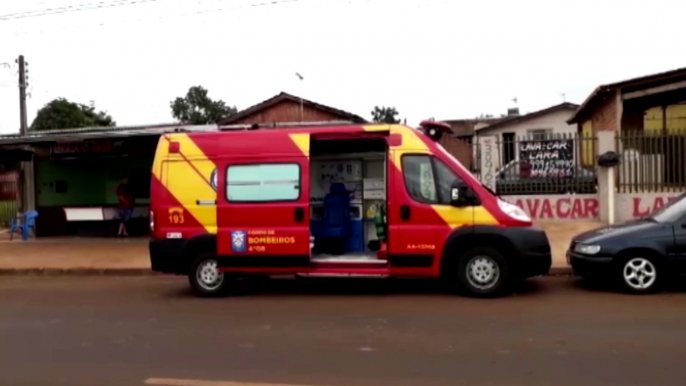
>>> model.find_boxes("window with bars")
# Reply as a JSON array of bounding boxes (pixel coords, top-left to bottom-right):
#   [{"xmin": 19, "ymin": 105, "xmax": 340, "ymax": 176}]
[{"xmin": 527, "ymin": 129, "xmax": 553, "ymax": 140}]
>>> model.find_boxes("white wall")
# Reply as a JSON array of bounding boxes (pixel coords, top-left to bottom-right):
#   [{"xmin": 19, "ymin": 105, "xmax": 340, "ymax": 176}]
[
  {"xmin": 475, "ymin": 109, "xmax": 577, "ymax": 170},
  {"xmin": 478, "ymin": 109, "xmax": 576, "ymax": 139}
]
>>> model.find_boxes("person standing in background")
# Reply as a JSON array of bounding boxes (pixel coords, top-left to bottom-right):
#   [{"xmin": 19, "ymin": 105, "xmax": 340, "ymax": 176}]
[{"xmin": 116, "ymin": 178, "xmax": 134, "ymax": 237}]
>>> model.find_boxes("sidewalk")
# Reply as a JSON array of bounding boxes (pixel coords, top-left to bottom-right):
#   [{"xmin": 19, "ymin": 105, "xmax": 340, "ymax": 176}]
[
  {"xmin": 538, "ymin": 221, "xmax": 602, "ymax": 274},
  {"xmin": 0, "ymin": 236, "xmax": 152, "ymax": 275},
  {"xmin": 0, "ymin": 221, "xmax": 604, "ymax": 275}
]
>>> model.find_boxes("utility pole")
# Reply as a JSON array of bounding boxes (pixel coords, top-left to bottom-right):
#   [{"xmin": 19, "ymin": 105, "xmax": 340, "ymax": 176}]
[
  {"xmin": 17, "ymin": 55, "xmax": 28, "ymax": 135},
  {"xmin": 16, "ymin": 55, "xmax": 33, "ymax": 213}
]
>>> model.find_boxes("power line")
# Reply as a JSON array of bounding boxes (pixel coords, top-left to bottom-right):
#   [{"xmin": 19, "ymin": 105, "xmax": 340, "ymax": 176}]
[
  {"xmin": 7, "ymin": 0, "xmax": 308, "ymax": 37},
  {"xmin": 180, "ymin": 0, "xmax": 302, "ymax": 18},
  {"xmin": 0, "ymin": 0, "xmax": 165, "ymax": 21},
  {"xmin": 0, "ymin": 63, "xmax": 15, "ymax": 81},
  {"xmin": 1, "ymin": 0, "xmax": 128, "ymax": 19}
]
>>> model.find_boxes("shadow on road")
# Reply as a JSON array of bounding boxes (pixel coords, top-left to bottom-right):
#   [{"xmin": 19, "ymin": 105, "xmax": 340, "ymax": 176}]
[
  {"xmin": 164, "ymin": 275, "xmax": 549, "ymax": 299},
  {"xmin": 569, "ymin": 275, "xmax": 686, "ymax": 295}
]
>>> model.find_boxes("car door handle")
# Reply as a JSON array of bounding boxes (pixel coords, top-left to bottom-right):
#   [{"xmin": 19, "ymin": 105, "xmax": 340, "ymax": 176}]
[
  {"xmin": 400, "ymin": 205, "xmax": 410, "ymax": 221},
  {"xmin": 681, "ymin": 223, "xmax": 686, "ymax": 229},
  {"xmin": 294, "ymin": 207, "xmax": 305, "ymax": 223}
]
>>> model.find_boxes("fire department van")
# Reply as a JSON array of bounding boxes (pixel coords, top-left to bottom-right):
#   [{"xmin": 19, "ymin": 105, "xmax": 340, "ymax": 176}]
[{"xmin": 149, "ymin": 121, "xmax": 552, "ymax": 297}]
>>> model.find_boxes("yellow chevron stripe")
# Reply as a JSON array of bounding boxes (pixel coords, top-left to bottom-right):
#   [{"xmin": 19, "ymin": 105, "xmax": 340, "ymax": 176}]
[
  {"xmin": 153, "ymin": 134, "xmax": 218, "ymax": 234},
  {"xmin": 386, "ymin": 125, "xmax": 430, "ymax": 170},
  {"xmin": 431, "ymin": 205, "xmax": 499, "ymax": 228},
  {"xmin": 288, "ymin": 133, "xmax": 310, "ymax": 157},
  {"xmin": 171, "ymin": 134, "xmax": 217, "ymax": 181},
  {"xmin": 152, "ymin": 135, "xmax": 170, "ymax": 182},
  {"xmin": 362, "ymin": 124, "xmax": 389, "ymax": 132}
]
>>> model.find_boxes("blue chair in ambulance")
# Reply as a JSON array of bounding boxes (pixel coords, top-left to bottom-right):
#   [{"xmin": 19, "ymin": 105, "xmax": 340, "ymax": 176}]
[{"xmin": 318, "ymin": 182, "xmax": 351, "ymax": 255}]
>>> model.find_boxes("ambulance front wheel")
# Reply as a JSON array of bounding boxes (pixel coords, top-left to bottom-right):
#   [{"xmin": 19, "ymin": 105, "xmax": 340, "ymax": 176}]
[
  {"xmin": 456, "ymin": 247, "xmax": 510, "ymax": 297},
  {"xmin": 188, "ymin": 253, "xmax": 231, "ymax": 297}
]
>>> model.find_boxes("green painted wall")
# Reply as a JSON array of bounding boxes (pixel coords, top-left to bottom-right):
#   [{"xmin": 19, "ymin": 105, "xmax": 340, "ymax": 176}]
[{"xmin": 36, "ymin": 156, "xmax": 153, "ymax": 207}]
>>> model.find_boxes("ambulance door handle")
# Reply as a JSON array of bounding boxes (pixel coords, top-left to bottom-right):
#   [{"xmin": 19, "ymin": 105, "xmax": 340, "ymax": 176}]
[
  {"xmin": 294, "ymin": 207, "xmax": 305, "ymax": 223},
  {"xmin": 400, "ymin": 205, "xmax": 411, "ymax": 221}
]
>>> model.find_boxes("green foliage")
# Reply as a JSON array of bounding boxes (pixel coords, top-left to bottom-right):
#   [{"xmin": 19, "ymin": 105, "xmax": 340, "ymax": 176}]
[
  {"xmin": 371, "ymin": 106, "xmax": 400, "ymax": 124},
  {"xmin": 170, "ymin": 86, "xmax": 237, "ymax": 125},
  {"xmin": 30, "ymin": 98, "xmax": 115, "ymax": 131}
]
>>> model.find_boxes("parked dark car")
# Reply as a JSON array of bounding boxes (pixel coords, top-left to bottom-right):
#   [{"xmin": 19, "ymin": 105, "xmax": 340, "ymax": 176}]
[
  {"xmin": 495, "ymin": 160, "xmax": 597, "ymax": 195},
  {"xmin": 567, "ymin": 192, "xmax": 686, "ymax": 293}
]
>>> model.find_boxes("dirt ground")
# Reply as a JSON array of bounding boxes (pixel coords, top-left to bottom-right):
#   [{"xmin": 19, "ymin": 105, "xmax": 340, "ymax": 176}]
[
  {"xmin": 0, "ymin": 236, "xmax": 150, "ymax": 270},
  {"xmin": 0, "ymin": 221, "xmax": 606, "ymax": 271}
]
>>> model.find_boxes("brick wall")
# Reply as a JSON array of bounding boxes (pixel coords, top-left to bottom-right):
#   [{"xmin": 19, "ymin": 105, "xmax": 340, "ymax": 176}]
[
  {"xmin": 439, "ymin": 136, "xmax": 473, "ymax": 170},
  {"xmin": 591, "ymin": 94, "xmax": 619, "ymax": 132},
  {"xmin": 231, "ymin": 100, "xmax": 343, "ymax": 125}
]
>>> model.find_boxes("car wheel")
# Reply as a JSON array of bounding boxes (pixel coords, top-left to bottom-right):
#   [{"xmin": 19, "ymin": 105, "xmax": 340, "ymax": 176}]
[
  {"xmin": 456, "ymin": 247, "xmax": 510, "ymax": 297},
  {"xmin": 188, "ymin": 253, "xmax": 231, "ymax": 297},
  {"xmin": 617, "ymin": 255, "xmax": 661, "ymax": 294}
]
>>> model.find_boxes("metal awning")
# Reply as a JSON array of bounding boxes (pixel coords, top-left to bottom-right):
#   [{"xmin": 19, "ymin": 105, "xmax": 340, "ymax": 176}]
[{"xmin": 0, "ymin": 124, "xmax": 219, "ymax": 146}]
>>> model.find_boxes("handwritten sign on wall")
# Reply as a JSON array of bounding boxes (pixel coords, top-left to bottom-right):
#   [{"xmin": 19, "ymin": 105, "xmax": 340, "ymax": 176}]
[
  {"xmin": 478, "ymin": 136, "xmax": 500, "ymax": 191},
  {"xmin": 518, "ymin": 139, "xmax": 574, "ymax": 178}
]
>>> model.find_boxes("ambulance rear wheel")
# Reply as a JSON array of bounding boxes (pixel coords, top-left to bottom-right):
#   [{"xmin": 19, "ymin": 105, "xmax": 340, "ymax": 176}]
[
  {"xmin": 457, "ymin": 247, "xmax": 510, "ymax": 297},
  {"xmin": 189, "ymin": 253, "xmax": 231, "ymax": 297}
]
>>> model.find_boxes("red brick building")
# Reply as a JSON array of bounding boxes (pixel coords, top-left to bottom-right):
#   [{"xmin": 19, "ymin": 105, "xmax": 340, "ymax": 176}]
[
  {"xmin": 218, "ymin": 92, "xmax": 367, "ymax": 126},
  {"xmin": 568, "ymin": 67, "xmax": 686, "ymax": 188},
  {"xmin": 568, "ymin": 67, "xmax": 686, "ymax": 134}
]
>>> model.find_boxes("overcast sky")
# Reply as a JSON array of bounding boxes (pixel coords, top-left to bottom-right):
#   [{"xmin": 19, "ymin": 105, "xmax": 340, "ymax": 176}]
[{"xmin": 1, "ymin": 0, "xmax": 685, "ymax": 133}]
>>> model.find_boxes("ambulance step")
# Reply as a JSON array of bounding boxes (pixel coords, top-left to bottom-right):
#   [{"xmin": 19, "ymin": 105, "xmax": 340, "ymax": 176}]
[
  {"xmin": 310, "ymin": 253, "xmax": 386, "ymax": 264},
  {"xmin": 310, "ymin": 257, "xmax": 386, "ymax": 264},
  {"xmin": 296, "ymin": 273, "xmax": 390, "ymax": 278}
]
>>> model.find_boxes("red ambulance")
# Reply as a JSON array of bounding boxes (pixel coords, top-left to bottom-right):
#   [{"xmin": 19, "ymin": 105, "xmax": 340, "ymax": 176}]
[{"xmin": 149, "ymin": 122, "xmax": 551, "ymax": 297}]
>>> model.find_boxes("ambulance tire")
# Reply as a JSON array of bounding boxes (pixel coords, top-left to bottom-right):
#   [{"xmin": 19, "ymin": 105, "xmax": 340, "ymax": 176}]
[
  {"xmin": 456, "ymin": 247, "xmax": 510, "ymax": 298},
  {"xmin": 188, "ymin": 253, "xmax": 231, "ymax": 297}
]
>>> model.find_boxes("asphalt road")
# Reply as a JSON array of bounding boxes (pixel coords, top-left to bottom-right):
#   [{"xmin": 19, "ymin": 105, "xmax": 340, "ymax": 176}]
[{"xmin": 2, "ymin": 276, "xmax": 686, "ymax": 386}]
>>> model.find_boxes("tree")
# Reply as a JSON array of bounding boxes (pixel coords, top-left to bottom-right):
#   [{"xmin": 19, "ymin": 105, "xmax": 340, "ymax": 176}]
[
  {"xmin": 170, "ymin": 86, "xmax": 237, "ymax": 125},
  {"xmin": 371, "ymin": 106, "xmax": 400, "ymax": 124},
  {"xmin": 30, "ymin": 98, "xmax": 115, "ymax": 131}
]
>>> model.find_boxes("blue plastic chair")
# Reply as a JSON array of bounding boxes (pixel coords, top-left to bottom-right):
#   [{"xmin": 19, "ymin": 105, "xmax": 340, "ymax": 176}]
[
  {"xmin": 320, "ymin": 183, "xmax": 351, "ymax": 239},
  {"xmin": 10, "ymin": 210, "xmax": 38, "ymax": 241}
]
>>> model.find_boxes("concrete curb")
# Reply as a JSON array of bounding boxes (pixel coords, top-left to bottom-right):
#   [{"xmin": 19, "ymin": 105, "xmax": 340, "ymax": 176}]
[{"xmin": 0, "ymin": 267, "xmax": 575, "ymax": 276}]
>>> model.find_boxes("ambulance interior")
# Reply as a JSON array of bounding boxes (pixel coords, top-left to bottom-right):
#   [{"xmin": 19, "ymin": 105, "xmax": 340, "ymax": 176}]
[{"xmin": 309, "ymin": 137, "xmax": 388, "ymax": 262}]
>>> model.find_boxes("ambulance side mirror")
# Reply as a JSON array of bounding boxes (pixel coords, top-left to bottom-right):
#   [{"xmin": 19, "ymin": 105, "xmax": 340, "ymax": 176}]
[{"xmin": 450, "ymin": 181, "xmax": 478, "ymax": 207}]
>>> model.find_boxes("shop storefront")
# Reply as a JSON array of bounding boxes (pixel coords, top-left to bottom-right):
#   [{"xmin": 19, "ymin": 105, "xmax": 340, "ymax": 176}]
[
  {"xmin": 0, "ymin": 124, "xmax": 215, "ymax": 236},
  {"xmin": 34, "ymin": 136, "xmax": 157, "ymax": 236}
]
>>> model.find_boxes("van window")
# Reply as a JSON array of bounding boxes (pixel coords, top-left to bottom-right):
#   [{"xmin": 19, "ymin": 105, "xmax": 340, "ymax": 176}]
[
  {"xmin": 433, "ymin": 158, "xmax": 462, "ymax": 204},
  {"xmin": 226, "ymin": 163, "xmax": 300, "ymax": 202},
  {"xmin": 402, "ymin": 155, "xmax": 464, "ymax": 205},
  {"xmin": 403, "ymin": 155, "xmax": 437, "ymax": 203}
]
